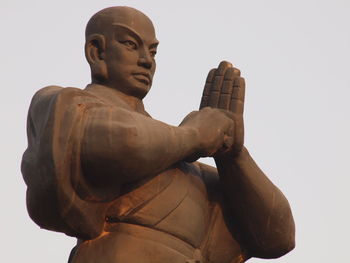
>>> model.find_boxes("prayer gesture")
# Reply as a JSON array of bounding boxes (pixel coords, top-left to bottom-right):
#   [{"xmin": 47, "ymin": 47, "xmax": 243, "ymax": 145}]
[{"xmin": 200, "ymin": 61, "xmax": 245, "ymax": 155}]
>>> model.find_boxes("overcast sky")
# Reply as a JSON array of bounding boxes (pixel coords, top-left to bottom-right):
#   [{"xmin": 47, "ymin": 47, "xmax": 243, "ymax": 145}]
[{"xmin": 1, "ymin": 0, "xmax": 349, "ymax": 262}]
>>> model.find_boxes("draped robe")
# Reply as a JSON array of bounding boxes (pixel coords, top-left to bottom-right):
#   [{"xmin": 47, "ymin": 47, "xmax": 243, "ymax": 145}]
[{"xmin": 22, "ymin": 85, "xmax": 246, "ymax": 263}]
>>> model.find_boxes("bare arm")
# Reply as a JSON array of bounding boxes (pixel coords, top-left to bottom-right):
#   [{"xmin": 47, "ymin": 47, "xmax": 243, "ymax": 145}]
[{"xmin": 200, "ymin": 62, "xmax": 295, "ymax": 258}]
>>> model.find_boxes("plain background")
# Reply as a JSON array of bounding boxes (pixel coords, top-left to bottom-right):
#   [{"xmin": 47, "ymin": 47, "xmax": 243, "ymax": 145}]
[{"xmin": 1, "ymin": 0, "xmax": 349, "ymax": 262}]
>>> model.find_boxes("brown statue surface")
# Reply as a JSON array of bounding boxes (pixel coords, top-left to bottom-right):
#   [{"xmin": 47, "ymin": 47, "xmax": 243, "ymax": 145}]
[{"xmin": 22, "ymin": 6, "xmax": 295, "ymax": 263}]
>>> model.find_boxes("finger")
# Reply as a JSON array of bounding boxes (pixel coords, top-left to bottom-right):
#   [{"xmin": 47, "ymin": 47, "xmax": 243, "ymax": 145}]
[
  {"xmin": 219, "ymin": 110, "xmax": 244, "ymax": 154},
  {"xmin": 217, "ymin": 108, "xmax": 236, "ymax": 121},
  {"xmin": 230, "ymin": 77, "xmax": 245, "ymax": 114},
  {"xmin": 215, "ymin": 61, "xmax": 232, "ymax": 76},
  {"xmin": 233, "ymin": 117, "xmax": 244, "ymax": 153},
  {"xmin": 208, "ymin": 61, "xmax": 232, "ymax": 107},
  {"xmin": 223, "ymin": 135, "xmax": 234, "ymax": 149},
  {"xmin": 218, "ymin": 68, "xmax": 235, "ymax": 110},
  {"xmin": 200, "ymin": 68, "xmax": 216, "ymax": 109},
  {"xmin": 232, "ymin": 67, "xmax": 241, "ymax": 77},
  {"xmin": 203, "ymin": 68, "xmax": 216, "ymax": 96}
]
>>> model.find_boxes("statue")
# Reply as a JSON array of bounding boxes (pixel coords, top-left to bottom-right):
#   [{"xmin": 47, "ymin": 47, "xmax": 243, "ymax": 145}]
[{"xmin": 21, "ymin": 6, "xmax": 295, "ymax": 263}]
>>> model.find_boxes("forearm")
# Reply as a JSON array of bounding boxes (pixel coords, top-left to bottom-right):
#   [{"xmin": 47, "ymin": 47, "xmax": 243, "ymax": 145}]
[
  {"xmin": 214, "ymin": 147, "xmax": 295, "ymax": 258},
  {"xmin": 81, "ymin": 107, "xmax": 199, "ymax": 185}
]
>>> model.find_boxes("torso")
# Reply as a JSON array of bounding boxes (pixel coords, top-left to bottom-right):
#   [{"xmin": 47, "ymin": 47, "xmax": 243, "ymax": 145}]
[
  {"xmin": 71, "ymin": 162, "xmax": 245, "ymax": 263},
  {"xmin": 69, "ymin": 85, "xmax": 245, "ymax": 262}
]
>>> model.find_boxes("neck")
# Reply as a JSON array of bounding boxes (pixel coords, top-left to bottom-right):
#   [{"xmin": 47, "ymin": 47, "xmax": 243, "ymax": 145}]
[{"xmin": 115, "ymin": 88, "xmax": 146, "ymax": 113}]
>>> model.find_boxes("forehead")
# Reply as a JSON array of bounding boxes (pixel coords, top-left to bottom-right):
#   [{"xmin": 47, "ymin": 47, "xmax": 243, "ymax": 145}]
[
  {"xmin": 111, "ymin": 11, "xmax": 157, "ymax": 43},
  {"xmin": 112, "ymin": 23, "xmax": 157, "ymax": 44}
]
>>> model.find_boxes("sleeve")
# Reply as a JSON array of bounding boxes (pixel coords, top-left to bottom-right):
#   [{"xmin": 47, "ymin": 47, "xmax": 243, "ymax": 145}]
[{"xmin": 21, "ymin": 86, "xmax": 110, "ymax": 240}]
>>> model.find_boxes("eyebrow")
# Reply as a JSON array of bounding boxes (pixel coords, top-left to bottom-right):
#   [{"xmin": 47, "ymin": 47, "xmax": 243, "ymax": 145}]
[
  {"xmin": 150, "ymin": 42, "xmax": 159, "ymax": 49},
  {"xmin": 112, "ymin": 23, "xmax": 159, "ymax": 47}
]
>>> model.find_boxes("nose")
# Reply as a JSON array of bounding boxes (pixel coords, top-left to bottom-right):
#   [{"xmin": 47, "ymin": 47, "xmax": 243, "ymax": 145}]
[{"xmin": 137, "ymin": 49, "xmax": 153, "ymax": 69}]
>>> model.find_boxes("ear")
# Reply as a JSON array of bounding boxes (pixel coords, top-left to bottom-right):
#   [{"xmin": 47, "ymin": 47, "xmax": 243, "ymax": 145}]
[{"xmin": 85, "ymin": 34, "xmax": 108, "ymax": 81}]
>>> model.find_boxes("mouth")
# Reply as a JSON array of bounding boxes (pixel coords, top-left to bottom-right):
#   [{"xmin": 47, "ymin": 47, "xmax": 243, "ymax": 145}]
[{"xmin": 132, "ymin": 72, "xmax": 152, "ymax": 85}]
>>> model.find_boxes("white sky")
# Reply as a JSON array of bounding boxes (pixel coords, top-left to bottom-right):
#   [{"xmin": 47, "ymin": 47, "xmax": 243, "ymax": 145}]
[{"xmin": 1, "ymin": 0, "xmax": 349, "ymax": 262}]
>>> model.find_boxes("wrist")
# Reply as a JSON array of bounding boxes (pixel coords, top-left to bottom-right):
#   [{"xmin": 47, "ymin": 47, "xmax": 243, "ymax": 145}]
[
  {"xmin": 177, "ymin": 126, "xmax": 202, "ymax": 163},
  {"xmin": 214, "ymin": 146, "xmax": 247, "ymax": 162},
  {"xmin": 178, "ymin": 126, "xmax": 201, "ymax": 155}
]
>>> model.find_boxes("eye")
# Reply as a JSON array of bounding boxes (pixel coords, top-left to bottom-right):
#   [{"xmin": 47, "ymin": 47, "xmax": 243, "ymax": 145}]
[
  {"xmin": 120, "ymin": 40, "xmax": 138, "ymax": 50},
  {"xmin": 150, "ymin": 50, "xmax": 157, "ymax": 58}
]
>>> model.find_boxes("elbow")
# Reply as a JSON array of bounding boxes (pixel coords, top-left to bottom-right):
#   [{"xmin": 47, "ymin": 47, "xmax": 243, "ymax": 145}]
[
  {"xmin": 250, "ymin": 229, "xmax": 295, "ymax": 259},
  {"xmin": 259, "ymin": 231, "xmax": 295, "ymax": 259},
  {"xmin": 251, "ymin": 206, "xmax": 296, "ymax": 259},
  {"xmin": 274, "ymin": 215, "xmax": 296, "ymax": 258},
  {"xmin": 279, "ymin": 234, "xmax": 296, "ymax": 258},
  {"xmin": 281, "ymin": 221, "xmax": 296, "ymax": 255},
  {"xmin": 259, "ymin": 191, "xmax": 296, "ymax": 258}
]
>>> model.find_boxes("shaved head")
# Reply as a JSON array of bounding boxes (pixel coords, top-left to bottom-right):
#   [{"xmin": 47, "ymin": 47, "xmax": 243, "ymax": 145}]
[
  {"xmin": 84, "ymin": 6, "xmax": 159, "ymax": 99},
  {"xmin": 85, "ymin": 6, "xmax": 156, "ymax": 42}
]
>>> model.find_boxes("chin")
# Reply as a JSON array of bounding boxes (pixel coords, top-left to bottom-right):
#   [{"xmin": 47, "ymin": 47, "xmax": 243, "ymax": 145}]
[{"xmin": 128, "ymin": 83, "xmax": 151, "ymax": 99}]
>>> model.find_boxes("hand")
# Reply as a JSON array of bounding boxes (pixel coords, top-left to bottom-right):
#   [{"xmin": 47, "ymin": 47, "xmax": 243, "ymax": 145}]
[
  {"xmin": 200, "ymin": 61, "xmax": 245, "ymax": 155},
  {"xmin": 179, "ymin": 108, "xmax": 235, "ymax": 161}
]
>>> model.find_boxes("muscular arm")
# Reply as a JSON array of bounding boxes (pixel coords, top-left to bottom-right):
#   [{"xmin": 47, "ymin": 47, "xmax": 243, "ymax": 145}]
[
  {"xmin": 200, "ymin": 62, "xmax": 295, "ymax": 258},
  {"xmin": 82, "ymin": 105, "xmax": 198, "ymax": 186},
  {"xmin": 214, "ymin": 149, "xmax": 295, "ymax": 258},
  {"xmin": 81, "ymin": 99, "xmax": 234, "ymax": 189}
]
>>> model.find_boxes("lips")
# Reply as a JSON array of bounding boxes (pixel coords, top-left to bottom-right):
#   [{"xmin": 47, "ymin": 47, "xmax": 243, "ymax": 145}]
[{"xmin": 132, "ymin": 72, "xmax": 152, "ymax": 85}]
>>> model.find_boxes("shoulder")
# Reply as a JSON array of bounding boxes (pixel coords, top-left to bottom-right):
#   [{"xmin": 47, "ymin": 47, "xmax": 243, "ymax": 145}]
[
  {"xmin": 26, "ymin": 86, "xmax": 105, "ymax": 143},
  {"xmin": 32, "ymin": 85, "xmax": 99, "ymax": 102},
  {"xmin": 30, "ymin": 86, "xmax": 88, "ymax": 108},
  {"xmin": 28, "ymin": 85, "xmax": 107, "ymax": 117},
  {"xmin": 32, "ymin": 85, "xmax": 84, "ymax": 100}
]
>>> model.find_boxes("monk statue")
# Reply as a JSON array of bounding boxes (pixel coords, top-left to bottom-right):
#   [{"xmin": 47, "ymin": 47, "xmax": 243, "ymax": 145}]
[{"xmin": 22, "ymin": 6, "xmax": 295, "ymax": 263}]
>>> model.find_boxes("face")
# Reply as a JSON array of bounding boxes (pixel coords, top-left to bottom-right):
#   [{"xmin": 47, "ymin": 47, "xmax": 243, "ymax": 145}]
[{"xmin": 103, "ymin": 20, "xmax": 158, "ymax": 99}]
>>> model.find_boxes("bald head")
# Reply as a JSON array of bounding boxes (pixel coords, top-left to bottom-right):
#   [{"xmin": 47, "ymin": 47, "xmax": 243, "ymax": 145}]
[
  {"xmin": 85, "ymin": 6, "xmax": 156, "ymax": 42},
  {"xmin": 84, "ymin": 6, "xmax": 159, "ymax": 99}
]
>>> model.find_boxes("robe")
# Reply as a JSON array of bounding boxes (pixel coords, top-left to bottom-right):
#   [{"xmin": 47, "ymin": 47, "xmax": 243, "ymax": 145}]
[{"xmin": 22, "ymin": 85, "xmax": 244, "ymax": 263}]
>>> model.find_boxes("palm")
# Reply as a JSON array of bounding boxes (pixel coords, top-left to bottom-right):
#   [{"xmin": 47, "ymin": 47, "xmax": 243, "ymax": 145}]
[{"xmin": 200, "ymin": 61, "xmax": 245, "ymax": 154}]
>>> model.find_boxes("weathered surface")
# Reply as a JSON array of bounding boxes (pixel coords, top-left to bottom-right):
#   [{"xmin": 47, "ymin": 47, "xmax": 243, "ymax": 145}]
[{"xmin": 22, "ymin": 6, "xmax": 295, "ymax": 263}]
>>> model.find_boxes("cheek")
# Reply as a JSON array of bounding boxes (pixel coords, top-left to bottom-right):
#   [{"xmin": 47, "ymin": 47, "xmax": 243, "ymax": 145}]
[
  {"xmin": 108, "ymin": 46, "xmax": 137, "ymax": 64},
  {"xmin": 151, "ymin": 62, "xmax": 156, "ymax": 74},
  {"xmin": 119, "ymin": 50, "xmax": 139, "ymax": 65}
]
